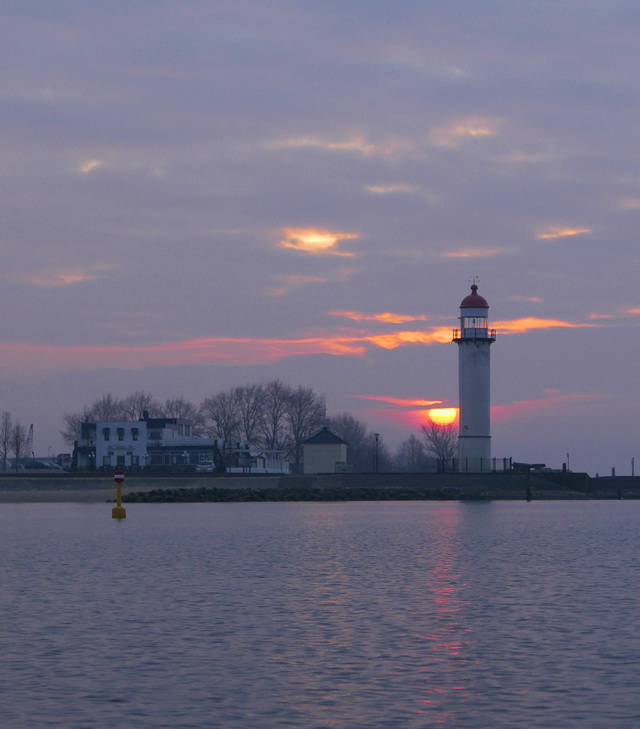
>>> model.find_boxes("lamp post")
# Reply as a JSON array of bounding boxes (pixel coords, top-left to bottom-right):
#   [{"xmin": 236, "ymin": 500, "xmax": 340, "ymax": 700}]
[
  {"xmin": 374, "ymin": 433, "xmax": 380, "ymax": 473},
  {"xmin": 182, "ymin": 450, "xmax": 189, "ymax": 469}
]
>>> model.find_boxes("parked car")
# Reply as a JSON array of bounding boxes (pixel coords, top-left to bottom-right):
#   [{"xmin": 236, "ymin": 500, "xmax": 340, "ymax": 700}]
[
  {"xmin": 22, "ymin": 460, "xmax": 65, "ymax": 470},
  {"xmin": 195, "ymin": 460, "xmax": 215, "ymax": 472}
]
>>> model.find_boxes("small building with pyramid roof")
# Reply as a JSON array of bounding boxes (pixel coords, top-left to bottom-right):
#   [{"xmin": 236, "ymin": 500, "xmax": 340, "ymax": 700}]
[{"xmin": 302, "ymin": 427, "xmax": 348, "ymax": 474}]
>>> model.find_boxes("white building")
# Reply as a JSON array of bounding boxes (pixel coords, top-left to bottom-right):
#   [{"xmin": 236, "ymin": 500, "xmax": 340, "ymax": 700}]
[
  {"xmin": 74, "ymin": 417, "xmax": 290, "ymax": 473},
  {"xmin": 452, "ymin": 283, "xmax": 496, "ymax": 472},
  {"xmin": 302, "ymin": 427, "xmax": 348, "ymax": 474},
  {"xmin": 75, "ymin": 417, "xmax": 214, "ymax": 470}
]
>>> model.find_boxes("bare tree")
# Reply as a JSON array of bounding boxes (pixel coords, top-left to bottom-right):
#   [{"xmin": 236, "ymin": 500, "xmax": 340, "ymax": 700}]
[
  {"xmin": 121, "ymin": 391, "xmax": 161, "ymax": 421},
  {"xmin": 327, "ymin": 412, "xmax": 394, "ymax": 472},
  {"xmin": 257, "ymin": 380, "xmax": 291, "ymax": 451},
  {"xmin": 11, "ymin": 421, "xmax": 28, "ymax": 467},
  {"xmin": 421, "ymin": 421, "xmax": 458, "ymax": 461},
  {"xmin": 60, "ymin": 394, "xmax": 125, "ymax": 445},
  {"xmin": 285, "ymin": 385, "xmax": 326, "ymax": 473},
  {"xmin": 163, "ymin": 397, "xmax": 205, "ymax": 434},
  {"xmin": 60, "ymin": 410, "xmax": 87, "ymax": 446},
  {"xmin": 394, "ymin": 435, "xmax": 433, "ymax": 472},
  {"xmin": 89, "ymin": 393, "xmax": 126, "ymax": 421},
  {"xmin": 201, "ymin": 391, "xmax": 242, "ymax": 442},
  {"xmin": 233, "ymin": 383, "xmax": 264, "ymax": 447},
  {"xmin": 0, "ymin": 411, "xmax": 12, "ymax": 469},
  {"xmin": 327, "ymin": 412, "xmax": 367, "ymax": 469}
]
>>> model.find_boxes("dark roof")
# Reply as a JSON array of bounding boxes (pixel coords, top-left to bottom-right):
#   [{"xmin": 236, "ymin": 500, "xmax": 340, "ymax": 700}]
[{"xmin": 303, "ymin": 427, "xmax": 348, "ymax": 446}]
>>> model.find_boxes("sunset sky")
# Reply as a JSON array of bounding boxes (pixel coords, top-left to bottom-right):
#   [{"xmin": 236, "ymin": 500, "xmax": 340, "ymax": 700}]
[{"xmin": 2, "ymin": 1, "xmax": 640, "ymax": 474}]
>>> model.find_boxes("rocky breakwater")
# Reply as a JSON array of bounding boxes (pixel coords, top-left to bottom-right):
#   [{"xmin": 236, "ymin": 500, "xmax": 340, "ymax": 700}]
[{"xmin": 122, "ymin": 472, "xmax": 589, "ymax": 503}]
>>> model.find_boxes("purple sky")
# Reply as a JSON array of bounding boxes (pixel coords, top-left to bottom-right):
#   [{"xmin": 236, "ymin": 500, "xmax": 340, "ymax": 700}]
[{"xmin": 2, "ymin": 1, "xmax": 640, "ymax": 474}]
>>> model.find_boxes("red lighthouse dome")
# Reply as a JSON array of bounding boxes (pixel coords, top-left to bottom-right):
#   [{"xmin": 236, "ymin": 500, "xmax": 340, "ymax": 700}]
[{"xmin": 460, "ymin": 284, "xmax": 488, "ymax": 309}]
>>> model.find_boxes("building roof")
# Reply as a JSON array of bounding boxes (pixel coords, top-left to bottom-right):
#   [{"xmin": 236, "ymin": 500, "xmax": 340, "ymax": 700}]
[
  {"xmin": 302, "ymin": 427, "xmax": 348, "ymax": 445},
  {"xmin": 460, "ymin": 284, "xmax": 489, "ymax": 309}
]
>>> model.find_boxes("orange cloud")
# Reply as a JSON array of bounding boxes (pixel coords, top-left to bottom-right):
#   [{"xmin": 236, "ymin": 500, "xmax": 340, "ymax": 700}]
[
  {"xmin": 363, "ymin": 328, "xmax": 453, "ymax": 348},
  {"xmin": 353, "ymin": 395, "xmax": 442, "ymax": 408},
  {"xmin": 429, "ymin": 117, "xmax": 498, "ymax": 148},
  {"xmin": 624, "ymin": 308, "xmax": 640, "ymax": 315},
  {"xmin": 327, "ymin": 310, "xmax": 429, "ymax": 324},
  {"xmin": 366, "ymin": 184, "xmax": 416, "ymax": 194},
  {"xmin": 493, "ymin": 393, "xmax": 606, "ymax": 418},
  {"xmin": 268, "ymin": 274, "xmax": 329, "ymax": 296},
  {"xmin": 444, "ymin": 248, "xmax": 506, "ymax": 258},
  {"xmin": 503, "ymin": 152, "xmax": 551, "ymax": 164},
  {"xmin": 620, "ymin": 198, "xmax": 640, "ymax": 210},
  {"xmin": 78, "ymin": 159, "xmax": 104, "ymax": 174},
  {"xmin": 0, "ymin": 313, "xmax": 602, "ymax": 377},
  {"xmin": 267, "ymin": 135, "xmax": 412, "ymax": 157},
  {"xmin": 511, "ymin": 296, "xmax": 543, "ymax": 303},
  {"xmin": 0, "ymin": 323, "xmax": 454, "ymax": 376},
  {"xmin": 280, "ymin": 227, "xmax": 358, "ymax": 257},
  {"xmin": 348, "ymin": 395, "xmax": 454, "ymax": 431},
  {"xmin": 14, "ymin": 265, "xmax": 113, "ymax": 287},
  {"xmin": 0, "ymin": 336, "xmax": 366, "ymax": 376},
  {"xmin": 536, "ymin": 227, "xmax": 591, "ymax": 240},
  {"xmin": 494, "ymin": 317, "xmax": 596, "ymax": 334}
]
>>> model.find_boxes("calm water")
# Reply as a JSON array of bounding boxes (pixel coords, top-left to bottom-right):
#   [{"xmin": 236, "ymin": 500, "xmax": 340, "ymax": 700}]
[{"xmin": 2, "ymin": 501, "xmax": 640, "ymax": 728}]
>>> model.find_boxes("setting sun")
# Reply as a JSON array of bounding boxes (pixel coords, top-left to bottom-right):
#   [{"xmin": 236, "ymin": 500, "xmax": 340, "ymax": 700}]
[{"xmin": 428, "ymin": 408, "xmax": 458, "ymax": 425}]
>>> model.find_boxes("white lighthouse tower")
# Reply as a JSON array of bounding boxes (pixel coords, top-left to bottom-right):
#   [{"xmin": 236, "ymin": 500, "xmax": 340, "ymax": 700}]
[{"xmin": 452, "ymin": 282, "xmax": 496, "ymax": 472}]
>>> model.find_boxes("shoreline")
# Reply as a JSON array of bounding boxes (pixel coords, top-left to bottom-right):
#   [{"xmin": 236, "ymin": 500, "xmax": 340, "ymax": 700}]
[{"xmin": 0, "ymin": 472, "xmax": 635, "ymax": 503}]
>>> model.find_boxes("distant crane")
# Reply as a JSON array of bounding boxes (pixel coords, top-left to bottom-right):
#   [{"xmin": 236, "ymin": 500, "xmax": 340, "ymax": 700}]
[{"xmin": 25, "ymin": 424, "xmax": 34, "ymax": 459}]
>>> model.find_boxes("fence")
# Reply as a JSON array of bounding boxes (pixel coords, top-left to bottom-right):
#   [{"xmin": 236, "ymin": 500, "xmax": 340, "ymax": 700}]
[{"xmin": 437, "ymin": 457, "xmax": 513, "ymax": 474}]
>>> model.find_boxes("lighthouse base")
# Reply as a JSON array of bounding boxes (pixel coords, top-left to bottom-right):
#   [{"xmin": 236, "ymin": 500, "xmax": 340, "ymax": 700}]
[{"xmin": 458, "ymin": 437, "xmax": 492, "ymax": 473}]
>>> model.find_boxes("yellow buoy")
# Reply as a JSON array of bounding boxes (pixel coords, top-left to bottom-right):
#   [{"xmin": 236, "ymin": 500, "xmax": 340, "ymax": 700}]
[{"xmin": 112, "ymin": 470, "xmax": 127, "ymax": 519}]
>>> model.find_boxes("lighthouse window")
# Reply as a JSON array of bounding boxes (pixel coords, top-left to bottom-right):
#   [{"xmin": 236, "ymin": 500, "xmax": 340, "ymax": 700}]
[{"xmin": 462, "ymin": 316, "xmax": 487, "ymax": 329}]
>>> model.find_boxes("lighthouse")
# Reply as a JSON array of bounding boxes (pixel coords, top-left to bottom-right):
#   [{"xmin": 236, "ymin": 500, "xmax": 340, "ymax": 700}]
[{"xmin": 452, "ymin": 282, "xmax": 496, "ymax": 472}]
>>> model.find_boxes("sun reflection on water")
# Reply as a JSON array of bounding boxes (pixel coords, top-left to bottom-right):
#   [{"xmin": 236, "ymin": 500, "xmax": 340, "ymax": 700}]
[{"xmin": 412, "ymin": 508, "xmax": 475, "ymax": 722}]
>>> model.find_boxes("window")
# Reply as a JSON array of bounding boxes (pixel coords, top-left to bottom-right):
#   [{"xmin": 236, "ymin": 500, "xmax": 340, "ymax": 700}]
[
  {"xmin": 102, "ymin": 455, "xmax": 111, "ymax": 467},
  {"xmin": 462, "ymin": 316, "xmax": 487, "ymax": 329},
  {"xmin": 132, "ymin": 428, "xmax": 139, "ymax": 441},
  {"xmin": 102, "ymin": 428, "xmax": 110, "ymax": 442},
  {"xmin": 117, "ymin": 428, "xmax": 125, "ymax": 441},
  {"xmin": 117, "ymin": 455, "xmax": 125, "ymax": 467}
]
